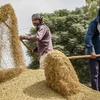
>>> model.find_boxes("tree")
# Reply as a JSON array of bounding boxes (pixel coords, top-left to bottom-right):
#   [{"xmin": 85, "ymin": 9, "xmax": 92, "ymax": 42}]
[{"xmin": 82, "ymin": 0, "xmax": 100, "ymax": 19}]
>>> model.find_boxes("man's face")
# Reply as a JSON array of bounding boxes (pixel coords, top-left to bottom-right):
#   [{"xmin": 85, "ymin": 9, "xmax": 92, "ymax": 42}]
[{"xmin": 32, "ymin": 18, "xmax": 40, "ymax": 26}]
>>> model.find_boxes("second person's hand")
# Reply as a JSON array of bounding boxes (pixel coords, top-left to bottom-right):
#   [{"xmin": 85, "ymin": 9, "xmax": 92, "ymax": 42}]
[{"xmin": 91, "ymin": 52, "xmax": 96, "ymax": 59}]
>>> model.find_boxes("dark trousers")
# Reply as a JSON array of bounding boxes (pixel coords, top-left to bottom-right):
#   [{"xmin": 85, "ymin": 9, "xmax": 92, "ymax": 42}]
[{"xmin": 89, "ymin": 59, "xmax": 100, "ymax": 91}]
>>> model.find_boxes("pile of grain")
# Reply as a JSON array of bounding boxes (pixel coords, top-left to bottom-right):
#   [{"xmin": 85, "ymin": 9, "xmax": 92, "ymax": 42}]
[
  {"xmin": 0, "ymin": 68, "xmax": 66, "ymax": 100},
  {"xmin": 44, "ymin": 50, "xmax": 81, "ymax": 97},
  {"xmin": 0, "ymin": 4, "xmax": 25, "ymax": 67},
  {"xmin": 0, "ymin": 68, "xmax": 100, "ymax": 100}
]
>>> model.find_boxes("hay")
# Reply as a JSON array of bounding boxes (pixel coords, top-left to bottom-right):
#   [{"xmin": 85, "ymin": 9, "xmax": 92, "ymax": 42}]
[
  {"xmin": 44, "ymin": 50, "xmax": 81, "ymax": 97},
  {"xmin": 0, "ymin": 68, "xmax": 25, "ymax": 83},
  {"xmin": 0, "ymin": 69, "xmax": 100, "ymax": 100},
  {"xmin": 0, "ymin": 4, "xmax": 25, "ymax": 68}
]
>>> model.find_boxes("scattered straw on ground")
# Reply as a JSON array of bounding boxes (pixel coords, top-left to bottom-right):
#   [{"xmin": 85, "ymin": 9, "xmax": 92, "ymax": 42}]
[{"xmin": 0, "ymin": 68, "xmax": 100, "ymax": 100}]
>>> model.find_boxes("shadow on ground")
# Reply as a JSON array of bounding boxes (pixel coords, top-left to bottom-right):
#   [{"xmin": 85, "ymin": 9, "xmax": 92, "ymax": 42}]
[{"xmin": 23, "ymin": 80, "xmax": 65, "ymax": 99}]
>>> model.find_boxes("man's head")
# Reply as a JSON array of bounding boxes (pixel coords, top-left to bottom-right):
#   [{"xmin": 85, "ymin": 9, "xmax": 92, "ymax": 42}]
[{"xmin": 31, "ymin": 14, "xmax": 44, "ymax": 26}]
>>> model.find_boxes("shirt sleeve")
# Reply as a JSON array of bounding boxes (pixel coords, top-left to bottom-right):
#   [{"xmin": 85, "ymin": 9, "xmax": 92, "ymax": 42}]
[
  {"xmin": 23, "ymin": 25, "xmax": 47, "ymax": 41},
  {"xmin": 85, "ymin": 21, "xmax": 96, "ymax": 53}
]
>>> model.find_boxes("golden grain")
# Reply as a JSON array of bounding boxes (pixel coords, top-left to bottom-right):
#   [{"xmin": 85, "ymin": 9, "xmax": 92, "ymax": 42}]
[
  {"xmin": 44, "ymin": 50, "xmax": 81, "ymax": 97},
  {"xmin": 0, "ymin": 68, "xmax": 100, "ymax": 100}
]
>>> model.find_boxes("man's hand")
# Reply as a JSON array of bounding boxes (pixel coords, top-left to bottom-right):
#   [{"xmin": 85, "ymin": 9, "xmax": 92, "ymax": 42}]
[
  {"xmin": 91, "ymin": 52, "xmax": 96, "ymax": 59},
  {"xmin": 32, "ymin": 49, "xmax": 34, "ymax": 54},
  {"xmin": 19, "ymin": 35, "xmax": 25, "ymax": 40}
]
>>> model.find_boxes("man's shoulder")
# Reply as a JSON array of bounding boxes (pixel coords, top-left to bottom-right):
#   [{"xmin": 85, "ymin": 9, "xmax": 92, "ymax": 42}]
[
  {"xmin": 40, "ymin": 24, "xmax": 49, "ymax": 29},
  {"xmin": 89, "ymin": 18, "xmax": 97, "ymax": 26},
  {"xmin": 91, "ymin": 18, "xmax": 97, "ymax": 23}
]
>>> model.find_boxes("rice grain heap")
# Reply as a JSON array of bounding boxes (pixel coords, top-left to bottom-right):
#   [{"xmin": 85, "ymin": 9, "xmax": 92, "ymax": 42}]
[
  {"xmin": 0, "ymin": 68, "xmax": 100, "ymax": 100},
  {"xmin": 44, "ymin": 50, "xmax": 81, "ymax": 97}
]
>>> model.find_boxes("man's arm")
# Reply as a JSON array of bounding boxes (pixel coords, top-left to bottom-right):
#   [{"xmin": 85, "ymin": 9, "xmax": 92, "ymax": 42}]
[
  {"xmin": 85, "ymin": 21, "xmax": 96, "ymax": 52},
  {"xmin": 20, "ymin": 25, "xmax": 47, "ymax": 41},
  {"xmin": 85, "ymin": 21, "xmax": 97, "ymax": 58}
]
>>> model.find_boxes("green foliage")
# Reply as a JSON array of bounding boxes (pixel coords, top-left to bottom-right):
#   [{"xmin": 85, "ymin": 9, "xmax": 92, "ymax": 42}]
[{"xmin": 83, "ymin": 0, "xmax": 99, "ymax": 19}]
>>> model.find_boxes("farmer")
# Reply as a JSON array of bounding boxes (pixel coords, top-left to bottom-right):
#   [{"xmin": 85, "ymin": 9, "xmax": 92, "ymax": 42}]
[
  {"xmin": 20, "ymin": 14, "xmax": 53, "ymax": 69},
  {"xmin": 85, "ymin": 8, "xmax": 100, "ymax": 91}
]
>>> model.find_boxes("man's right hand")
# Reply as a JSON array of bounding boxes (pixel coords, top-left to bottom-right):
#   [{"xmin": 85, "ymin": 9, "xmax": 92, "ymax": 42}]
[
  {"xmin": 32, "ymin": 49, "xmax": 34, "ymax": 54},
  {"xmin": 19, "ymin": 35, "xmax": 25, "ymax": 40},
  {"xmin": 91, "ymin": 52, "xmax": 96, "ymax": 59}
]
